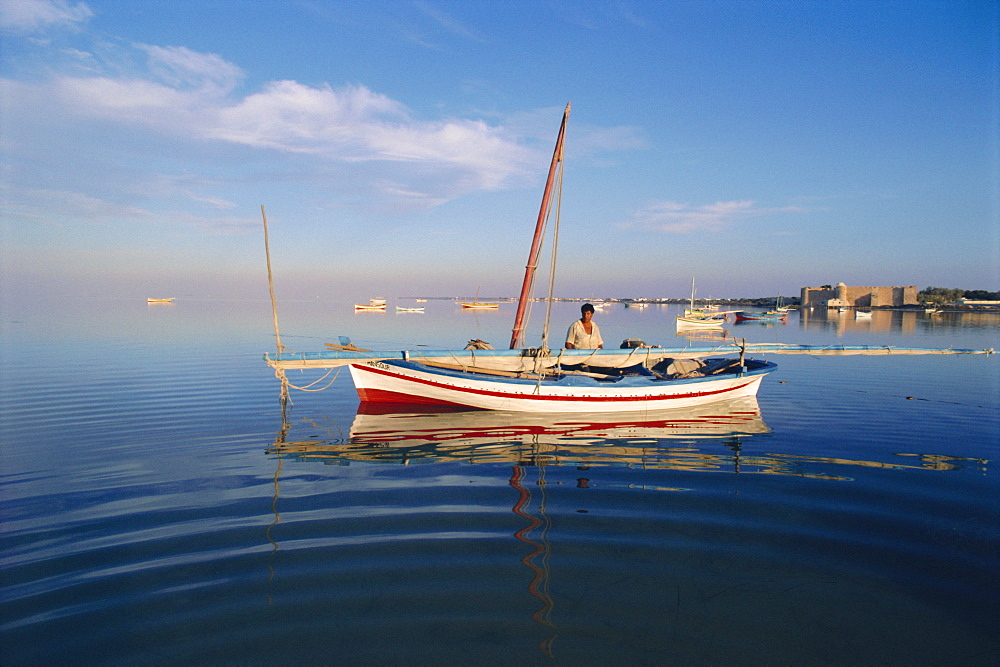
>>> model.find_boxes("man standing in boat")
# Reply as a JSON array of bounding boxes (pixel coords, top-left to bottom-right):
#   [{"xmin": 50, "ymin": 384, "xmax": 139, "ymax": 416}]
[{"xmin": 566, "ymin": 303, "xmax": 604, "ymax": 349}]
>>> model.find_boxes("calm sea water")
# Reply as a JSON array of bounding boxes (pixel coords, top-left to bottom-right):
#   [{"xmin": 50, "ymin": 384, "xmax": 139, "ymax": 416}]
[{"xmin": 2, "ymin": 298, "xmax": 998, "ymax": 664}]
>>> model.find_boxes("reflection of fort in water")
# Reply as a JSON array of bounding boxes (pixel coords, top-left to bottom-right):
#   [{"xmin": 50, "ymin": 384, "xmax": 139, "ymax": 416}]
[
  {"xmin": 798, "ymin": 307, "xmax": 917, "ymax": 334},
  {"xmin": 798, "ymin": 306, "xmax": 998, "ymax": 335}
]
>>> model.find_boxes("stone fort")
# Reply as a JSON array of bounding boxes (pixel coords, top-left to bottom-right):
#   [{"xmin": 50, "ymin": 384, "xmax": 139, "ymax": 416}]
[{"xmin": 800, "ymin": 283, "xmax": 918, "ymax": 308}]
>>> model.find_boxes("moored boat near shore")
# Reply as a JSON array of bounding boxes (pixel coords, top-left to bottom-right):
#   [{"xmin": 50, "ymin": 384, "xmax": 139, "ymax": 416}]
[
  {"xmin": 349, "ymin": 356, "xmax": 776, "ymax": 413},
  {"xmin": 676, "ymin": 314, "xmax": 727, "ymax": 330},
  {"xmin": 355, "ymin": 298, "xmax": 387, "ymax": 311},
  {"xmin": 734, "ymin": 310, "xmax": 787, "ymax": 322}
]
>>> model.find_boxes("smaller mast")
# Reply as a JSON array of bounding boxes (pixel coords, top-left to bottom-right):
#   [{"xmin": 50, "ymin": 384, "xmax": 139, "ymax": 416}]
[{"xmin": 509, "ymin": 103, "xmax": 571, "ymax": 350}]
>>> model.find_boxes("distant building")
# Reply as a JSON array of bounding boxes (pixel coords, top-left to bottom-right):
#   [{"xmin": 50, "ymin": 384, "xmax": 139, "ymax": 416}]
[{"xmin": 800, "ymin": 283, "xmax": 918, "ymax": 308}]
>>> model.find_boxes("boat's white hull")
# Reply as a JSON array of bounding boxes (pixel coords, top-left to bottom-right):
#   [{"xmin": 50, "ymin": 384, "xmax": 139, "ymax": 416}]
[
  {"xmin": 349, "ymin": 359, "xmax": 772, "ymax": 413},
  {"xmin": 676, "ymin": 315, "xmax": 726, "ymax": 329}
]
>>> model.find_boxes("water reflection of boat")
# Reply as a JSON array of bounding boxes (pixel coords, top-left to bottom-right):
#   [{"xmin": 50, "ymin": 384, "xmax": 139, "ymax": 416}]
[
  {"xmin": 266, "ymin": 398, "xmax": 989, "ymax": 478},
  {"xmin": 267, "ymin": 397, "xmax": 770, "ymax": 467}
]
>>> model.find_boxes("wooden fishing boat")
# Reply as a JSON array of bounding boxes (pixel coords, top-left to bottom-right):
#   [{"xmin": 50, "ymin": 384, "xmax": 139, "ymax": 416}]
[
  {"xmin": 396, "ymin": 306, "xmax": 425, "ymax": 312},
  {"xmin": 355, "ymin": 297, "xmax": 388, "ymax": 311},
  {"xmin": 348, "ymin": 356, "xmax": 776, "ymax": 413},
  {"xmin": 675, "ymin": 314, "xmax": 726, "ymax": 329},
  {"xmin": 147, "ymin": 297, "xmax": 174, "ymax": 303},
  {"xmin": 460, "ymin": 285, "xmax": 499, "ymax": 309},
  {"xmin": 734, "ymin": 310, "xmax": 787, "ymax": 322},
  {"xmin": 678, "ymin": 278, "xmax": 728, "ymax": 326}
]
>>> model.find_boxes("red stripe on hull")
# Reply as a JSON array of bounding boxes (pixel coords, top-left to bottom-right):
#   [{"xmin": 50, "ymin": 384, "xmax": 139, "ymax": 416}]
[{"xmin": 356, "ymin": 387, "xmax": 479, "ymax": 408}]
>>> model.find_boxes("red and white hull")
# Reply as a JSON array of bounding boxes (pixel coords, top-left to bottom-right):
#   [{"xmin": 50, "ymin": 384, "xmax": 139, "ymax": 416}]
[{"xmin": 348, "ymin": 359, "xmax": 775, "ymax": 413}]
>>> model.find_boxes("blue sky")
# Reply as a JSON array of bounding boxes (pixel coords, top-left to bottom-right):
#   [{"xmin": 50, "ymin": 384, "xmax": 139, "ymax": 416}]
[{"xmin": 1, "ymin": 0, "xmax": 997, "ymax": 301}]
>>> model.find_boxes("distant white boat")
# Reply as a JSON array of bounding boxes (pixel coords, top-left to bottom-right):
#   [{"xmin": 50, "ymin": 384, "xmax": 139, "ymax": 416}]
[
  {"xmin": 461, "ymin": 285, "xmax": 499, "ymax": 309},
  {"xmin": 855, "ymin": 310, "xmax": 873, "ymax": 319},
  {"xmin": 147, "ymin": 298, "xmax": 174, "ymax": 303},
  {"xmin": 678, "ymin": 278, "xmax": 728, "ymax": 325},
  {"xmin": 676, "ymin": 314, "xmax": 726, "ymax": 330},
  {"xmin": 355, "ymin": 297, "xmax": 388, "ymax": 311},
  {"xmin": 396, "ymin": 306, "xmax": 425, "ymax": 313}
]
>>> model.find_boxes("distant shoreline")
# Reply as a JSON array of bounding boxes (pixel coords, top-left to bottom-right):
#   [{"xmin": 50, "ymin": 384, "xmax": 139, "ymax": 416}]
[{"xmin": 398, "ymin": 297, "xmax": 999, "ymax": 313}]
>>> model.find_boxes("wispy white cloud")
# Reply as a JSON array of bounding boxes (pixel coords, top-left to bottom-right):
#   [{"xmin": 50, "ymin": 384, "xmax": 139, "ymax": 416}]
[
  {"xmin": 2, "ymin": 35, "xmax": 636, "ymax": 224},
  {"xmin": 21, "ymin": 49, "xmax": 544, "ymax": 196},
  {"xmin": 2, "ymin": 186, "xmax": 256, "ymax": 237},
  {"xmin": 413, "ymin": 1, "xmax": 486, "ymax": 42},
  {"xmin": 209, "ymin": 80, "xmax": 406, "ymax": 154},
  {"xmin": 2, "ymin": 187, "xmax": 153, "ymax": 224},
  {"xmin": 138, "ymin": 44, "xmax": 245, "ymax": 93},
  {"xmin": 0, "ymin": 0, "xmax": 92, "ymax": 32},
  {"xmin": 624, "ymin": 200, "xmax": 803, "ymax": 234}
]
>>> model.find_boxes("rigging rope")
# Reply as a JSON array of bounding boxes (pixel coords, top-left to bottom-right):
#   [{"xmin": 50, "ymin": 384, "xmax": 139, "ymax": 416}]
[
  {"xmin": 540, "ymin": 157, "xmax": 563, "ymax": 351},
  {"xmin": 261, "ymin": 205, "xmax": 289, "ymax": 354}
]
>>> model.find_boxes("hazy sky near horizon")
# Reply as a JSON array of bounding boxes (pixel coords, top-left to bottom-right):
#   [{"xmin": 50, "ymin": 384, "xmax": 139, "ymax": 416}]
[{"xmin": 1, "ymin": 0, "xmax": 997, "ymax": 301}]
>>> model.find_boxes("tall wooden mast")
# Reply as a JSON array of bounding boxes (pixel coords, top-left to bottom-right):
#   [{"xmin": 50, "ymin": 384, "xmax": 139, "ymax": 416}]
[{"xmin": 509, "ymin": 103, "xmax": 571, "ymax": 350}]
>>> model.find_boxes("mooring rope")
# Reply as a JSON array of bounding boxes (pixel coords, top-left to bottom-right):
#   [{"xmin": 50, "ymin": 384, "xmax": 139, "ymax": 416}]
[{"xmin": 275, "ymin": 366, "xmax": 342, "ymax": 392}]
